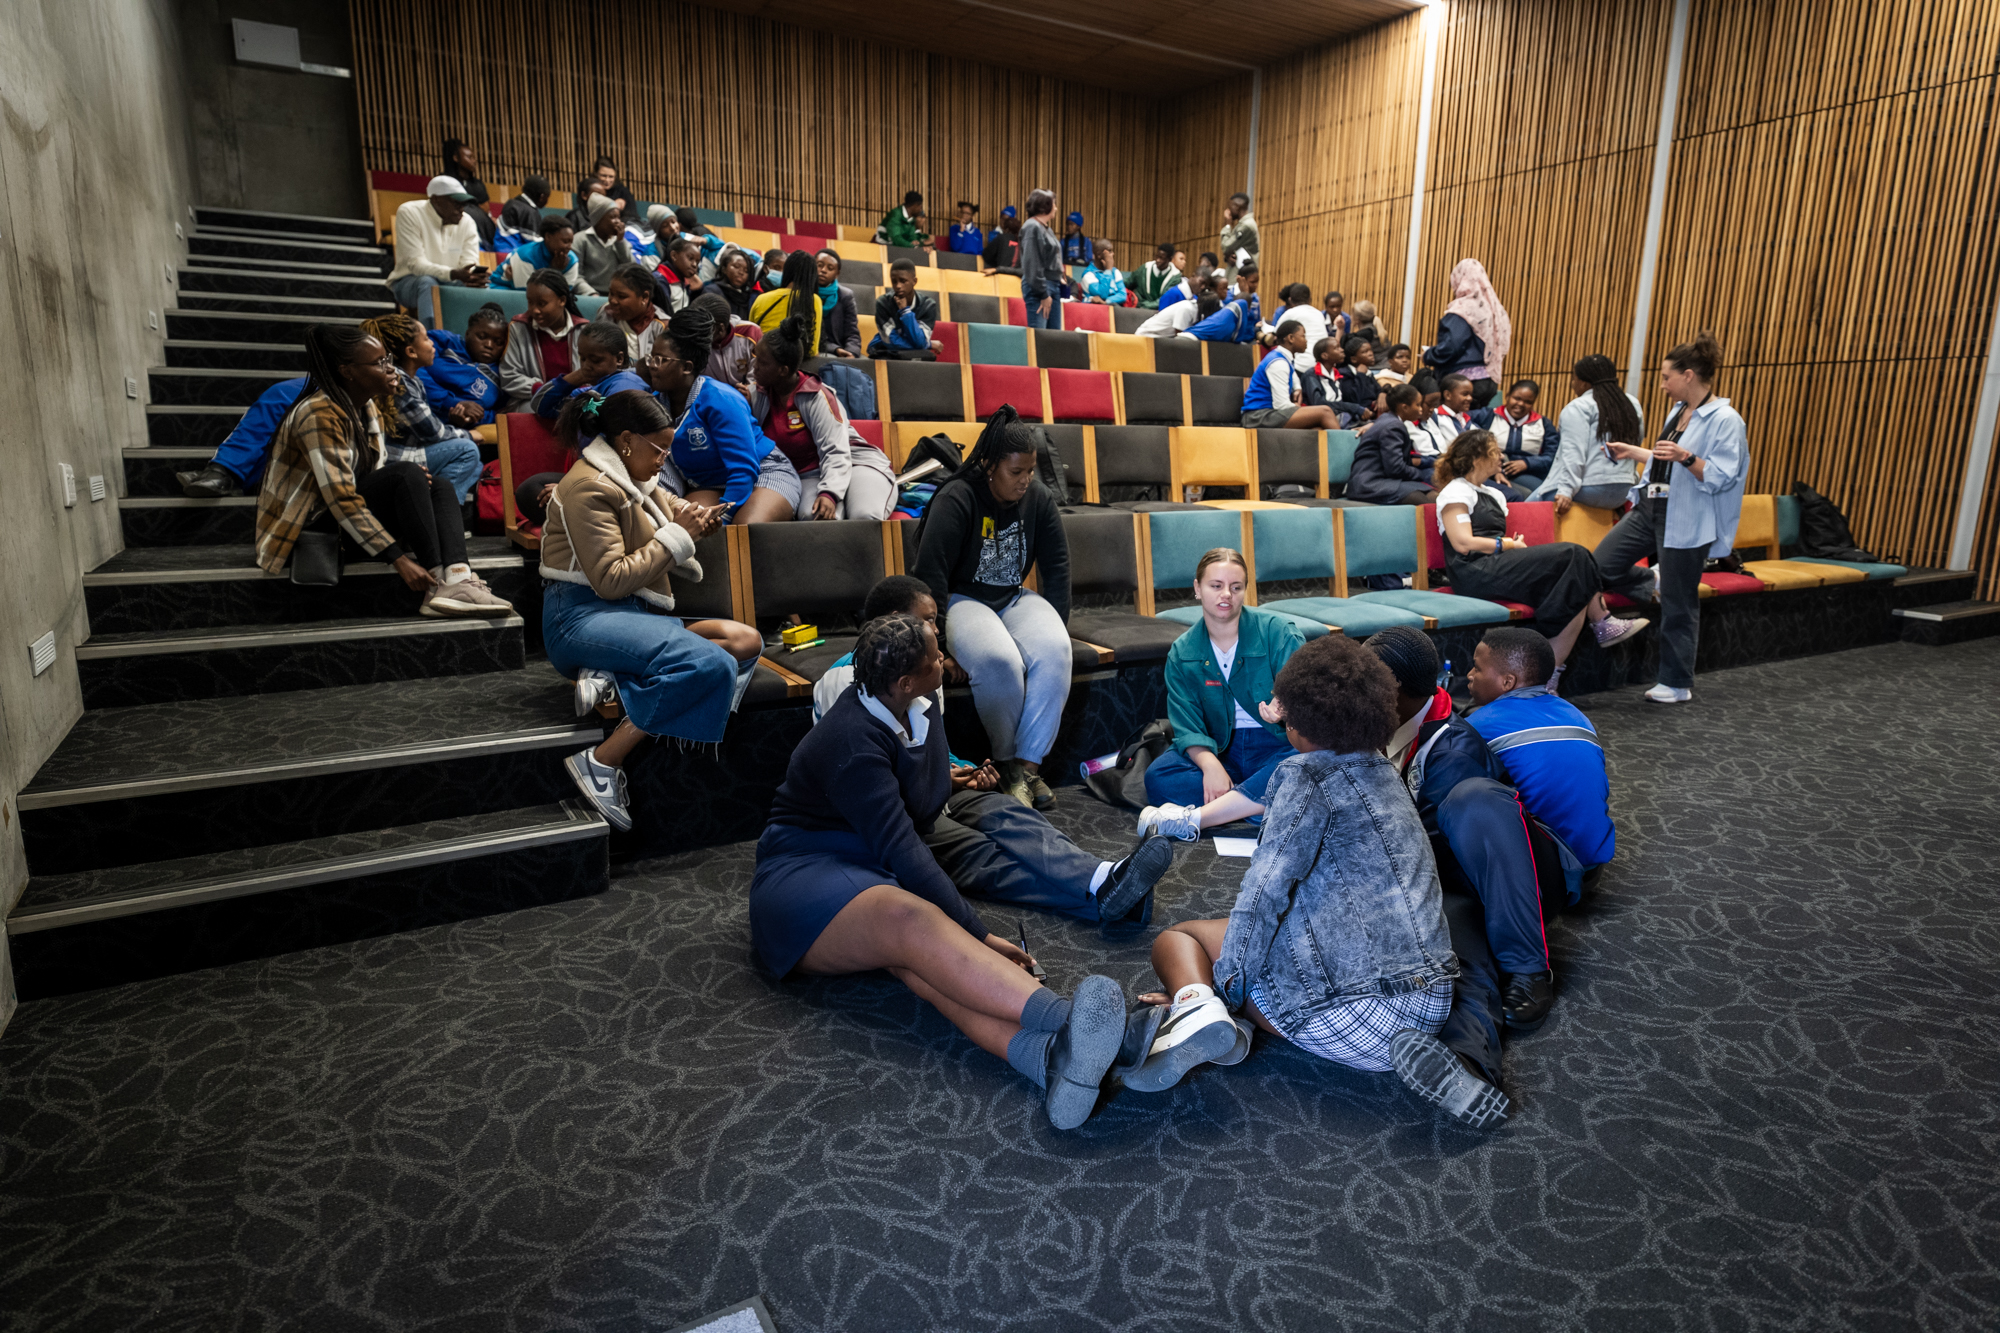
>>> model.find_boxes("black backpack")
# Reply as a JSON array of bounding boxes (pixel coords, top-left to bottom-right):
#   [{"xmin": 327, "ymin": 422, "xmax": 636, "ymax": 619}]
[{"xmin": 1793, "ymin": 482, "xmax": 1878, "ymax": 562}]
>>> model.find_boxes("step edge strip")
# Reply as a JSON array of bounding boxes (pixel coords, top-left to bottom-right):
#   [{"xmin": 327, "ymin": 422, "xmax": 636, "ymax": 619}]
[
  {"xmin": 163, "ymin": 341, "xmax": 308, "ymax": 351},
  {"xmin": 1892, "ymin": 605, "xmax": 2000, "ymax": 622},
  {"xmin": 17, "ymin": 726, "xmax": 601, "ymax": 811},
  {"xmin": 166, "ymin": 309, "xmax": 332, "ymax": 323},
  {"xmin": 84, "ymin": 550, "xmax": 526, "ymax": 585},
  {"xmin": 189, "ymin": 233, "xmax": 385, "ymax": 256},
  {"xmin": 122, "ymin": 447, "xmax": 215, "ymax": 457},
  {"xmin": 148, "ymin": 367, "xmax": 301, "ymax": 378},
  {"xmin": 78, "ymin": 614, "xmax": 525, "ymax": 658},
  {"xmin": 119, "ymin": 496, "xmax": 258, "ymax": 508},
  {"xmin": 193, "ymin": 206, "xmax": 377, "ymax": 226},
  {"xmin": 7, "ymin": 805, "xmax": 606, "ymax": 933},
  {"xmin": 146, "ymin": 405, "xmax": 247, "ymax": 415}
]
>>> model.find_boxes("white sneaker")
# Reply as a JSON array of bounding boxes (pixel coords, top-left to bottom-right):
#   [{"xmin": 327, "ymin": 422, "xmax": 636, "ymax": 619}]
[
  {"xmin": 423, "ymin": 574, "xmax": 515, "ymax": 617},
  {"xmin": 1592, "ymin": 614, "xmax": 1649, "ymax": 647},
  {"xmin": 1136, "ymin": 803, "xmax": 1201, "ymax": 842},
  {"xmin": 1644, "ymin": 683, "xmax": 1692, "ymax": 704},
  {"xmin": 564, "ymin": 746, "xmax": 632, "ymax": 831},
  {"xmin": 575, "ymin": 669, "xmax": 617, "ymax": 717},
  {"xmin": 1122, "ymin": 984, "xmax": 1243, "ymax": 1093}
]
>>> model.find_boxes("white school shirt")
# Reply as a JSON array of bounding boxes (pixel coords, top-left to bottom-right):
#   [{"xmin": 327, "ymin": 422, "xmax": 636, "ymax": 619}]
[
  {"xmin": 1436, "ymin": 476, "xmax": 1509, "ymax": 532},
  {"xmin": 1135, "ymin": 301, "xmax": 1202, "ymax": 338},
  {"xmin": 1279, "ymin": 304, "xmax": 1330, "ymax": 371}
]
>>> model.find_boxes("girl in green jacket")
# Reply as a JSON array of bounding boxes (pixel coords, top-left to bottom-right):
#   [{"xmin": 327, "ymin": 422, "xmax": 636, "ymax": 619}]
[{"xmin": 1138, "ymin": 548, "xmax": 1307, "ymax": 840}]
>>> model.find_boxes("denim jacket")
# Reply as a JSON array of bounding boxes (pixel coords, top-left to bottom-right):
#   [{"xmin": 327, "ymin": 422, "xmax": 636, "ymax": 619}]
[{"xmin": 1213, "ymin": 749, "xmax": 1457, "ymax": 1022}]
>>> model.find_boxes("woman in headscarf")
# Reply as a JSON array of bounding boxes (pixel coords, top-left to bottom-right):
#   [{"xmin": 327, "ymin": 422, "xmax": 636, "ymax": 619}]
[{"xmin": 1422, "ymin": 259, "xmax": 1511, "ymax": 408}]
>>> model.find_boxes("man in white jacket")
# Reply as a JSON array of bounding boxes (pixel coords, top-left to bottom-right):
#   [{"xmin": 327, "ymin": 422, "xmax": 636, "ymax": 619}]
[{"xmin": 385, "ymin": 176, "xmax": 488, "ymax": 323}]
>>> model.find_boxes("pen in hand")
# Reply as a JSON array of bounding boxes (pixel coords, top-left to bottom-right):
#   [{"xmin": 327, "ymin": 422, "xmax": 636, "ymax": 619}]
[{"xmin": 1018, "ymin": 919, "xmax": 1047, "ymax": 983}]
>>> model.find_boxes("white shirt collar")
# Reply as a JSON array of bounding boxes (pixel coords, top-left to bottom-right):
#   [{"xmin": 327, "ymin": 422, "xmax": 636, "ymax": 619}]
[{"xmin": 859, "ymin": 689, "xmax": 932, "ymax": 747}]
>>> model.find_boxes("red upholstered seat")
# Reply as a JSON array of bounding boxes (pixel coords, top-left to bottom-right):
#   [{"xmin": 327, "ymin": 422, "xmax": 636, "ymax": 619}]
[
  {"xmin": 1046, "ymin": 369, "xmax": 1117, "ymax": 424},
  {"xmin": 1604, "ymin": 591, "xmax": 1642, "ymax": 612},
  {"xmin": 370, "ymin": 170, "xmax": 429, "ymax": 192},
  {"xmin": 1066, "ymin": 303, "xmax": 1113, "ymax": 334},
  {"xmin": 971, "ymin": 365, "xmax": 1044, "ymax": 421},
  {"xmin": 500, "ymin": 413, "xmax": 572, "ymax": 539},
  {"xmin": 930, "ymin": 321, "xmax": 963, "ymax": 365},
  {"xmin": 853, "ymin": 420, "xmax": 885, "ymax": 452},
  {"xmin": 742, "ymin": 213, "xmax": 788, "ymax": 232},
  {"xmin": 1701, "ymin": 571, "xmax": 1766, "ymax": 595},
  {"xmin": 791, "ymin": 220, "xmax": 838, "ymax": 239},
  {"xmin": 780, "ymin": 234, "xmax": 825, "ymax": 255},
  {"xmin": 1508, "ymin": 501, "xmax": 1556, "ymax": 546},
  {"xmin": 1004, "ymin": 297, "xmax": 1028, "ymax": 326}
]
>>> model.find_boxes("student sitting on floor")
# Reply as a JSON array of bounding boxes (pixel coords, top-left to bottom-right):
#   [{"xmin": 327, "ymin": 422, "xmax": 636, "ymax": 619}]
[
  {"xmin": 1347, "ymin": 383, "xmax": 1440, "ymax": 506},
  {"xmin": 812, "ymin": 577, "xmax": 1175, "ymax": 925},
  {"xmin": 359, "ymin": 314, "xmax": 485, "ymax": 512},
  {"xmin": 602, "ymin": 263, "xmax": 670, "ymax": 364},
  {"xmin": 417, "ymin": 305, "xmax": 505, "ymax": 428},
  {"xmin": 1136, "ymin": 549, "xmax": 1303, "ymax": 841},
  {"xmin": 869, "ymin": 259, "xmax": 940, "ymax": 360},
  {"xmin": 1123, "ymin": 636, "xmax": 1483, "ymax": 1129},
  {"xmin": 575, "ymin": 194, "xmax": 636, "ymax": 297},
  {"xmin": 911, "ymin": 414, "xmax": 1072, "ymax": 811},
  {"xmin": 1241, "ymin": 322, "xmax": 1343, "ymax": 431},
  {"xmin": 711, "ymin": 249, "xmax": 759, "ymax": 320},
  {"xmin": 751, "ymin": 612, "xmax": 1132, "ymax": 1131},
  {"xmin": 946, "ymin": 201, "xmax": 985, "ymax": 256},
  {"xmin": 814, "ymin": 249, "xmax": 862, "ymax": 358},
  {"xmin": 176, "ymin": 376, "xmax": 307, "ymax": 497},
  {"xmin": 497, "ymin": 267, "xmax": 588, "ymax": 410},
  {"xmin": 1464, "ymin": 626, "xmax": 1617, "ymax": 875},
  {"xmin": 697, "ymin": 291, "xmax": 762, "ymax": 393},
  {"xmin": 543, "ymin": 389, "xmax": 762, "ymax": 833},
  {"xmin": 640, "ymin": 304, "xmax": 801, "ymax": 524},
  {"xmin": 875, "ymin": 191, "xmax": 931, "ymax": 248},
  {"xmin": 255, "ymin": 324, "xmax": 513, "ymax": 618},
  {"xmin": 1078, "ymin": 241, "xmax": 1125, "ymax": 305},
  {"xmin": 1367, "ymin": 627, "xmax": 1530, "ymax": 1123},
  {"xmin": 1473, "ymin": 378, "xmax": 1556, "ymax": 493},
  {"xmin": 498, "ymin": 215, "xmax": 583, "ymax": 292},
  {"xmin": 748, "ymin": 317, "xmax": 899, "ymax": 521},
  {"xmin": 495, "ymin": 175, "xmax": 550, "ymax": 255},
  {"xmin": 749, "ymin": 251, "xmax": 824, "ymax": 353},
  {"xmin": 1132, "ymin": 243, "xmax": 1181, "ymax": 309}
]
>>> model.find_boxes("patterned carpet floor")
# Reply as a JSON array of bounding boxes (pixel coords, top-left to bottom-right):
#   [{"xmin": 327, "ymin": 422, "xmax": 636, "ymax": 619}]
[{"xmin": 3, "ymin": 638, "xmax": 1998, "ymax": 1332}]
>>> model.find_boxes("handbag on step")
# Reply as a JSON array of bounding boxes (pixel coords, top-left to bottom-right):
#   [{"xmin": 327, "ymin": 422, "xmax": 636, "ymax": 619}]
[{"xmin": 290, "ymin": 530, "xmax": 343, "ymax": 586}]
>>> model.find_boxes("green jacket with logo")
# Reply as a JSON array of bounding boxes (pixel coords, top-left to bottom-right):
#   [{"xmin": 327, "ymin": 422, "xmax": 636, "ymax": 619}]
[{"xmin": 1163, "ymin": 608, "xmax": 1305, "ymax": 757}]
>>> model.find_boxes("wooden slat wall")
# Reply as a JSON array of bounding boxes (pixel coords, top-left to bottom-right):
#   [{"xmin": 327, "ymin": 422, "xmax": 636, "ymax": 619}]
[
  {"xmin": 348, "ymin": 0, "xmax": 1163, "ymax": 263},
  {"xmin": 1153, "ymin": 73, "xmax": 1255, "ymax": 264},
  {"xmin": 1650, "ymin": 0, "xmax": 2000, "ymax": 587}
]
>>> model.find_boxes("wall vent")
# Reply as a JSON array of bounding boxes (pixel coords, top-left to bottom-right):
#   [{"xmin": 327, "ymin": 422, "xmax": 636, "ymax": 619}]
[{"xmin": 29, "ymin": 632, "xmax": 55, "ymax": 677}]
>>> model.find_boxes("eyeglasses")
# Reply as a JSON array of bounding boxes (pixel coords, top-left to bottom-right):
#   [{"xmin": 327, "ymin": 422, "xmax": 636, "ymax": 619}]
[{"xmin": 353, "ymin": 355, "xmax": 396, "ymax": 371}]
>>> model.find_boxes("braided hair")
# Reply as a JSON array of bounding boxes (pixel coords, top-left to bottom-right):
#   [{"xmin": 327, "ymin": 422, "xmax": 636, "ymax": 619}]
[
  {"xmin": 852, "ymin": 612, "xmax": 933, "ymax": 699},
  {"xmin": 663, "ymin": 304, "xmax": 716, "ymax": 370},
  {"xmin": 526, "ymin": 266, "xmax": 584, "ymax": 323},
  {"xmin": 1365, "ymin": 626, "xmax": 1440, "ymax": 700},
  {"xmin": 778, "ymin": 249, "xmax": 817, "ymax": 332},
  {"xmin": 1572, "ymin": 354, "xmax": 1640, "ymax": 446},
  {"xmin": 299, "ymin": 323, "xmax": 374, "ymax": 411},
  {"xmin": 358, "ymin": 312, "xmax": 423, "ymax": 433},
  {"xmin": 553, "ymin": 386, "xmax": 671, "ymax": 455},
  {"xmin": 929, "ymin": 414, "xmax": 1041, "ymax": 513}
]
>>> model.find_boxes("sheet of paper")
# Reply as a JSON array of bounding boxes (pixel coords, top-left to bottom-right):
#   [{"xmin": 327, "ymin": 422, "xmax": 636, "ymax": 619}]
[{"xmin": 1212, "ymin": 836, "xmax": 1259, "ymax": 858}]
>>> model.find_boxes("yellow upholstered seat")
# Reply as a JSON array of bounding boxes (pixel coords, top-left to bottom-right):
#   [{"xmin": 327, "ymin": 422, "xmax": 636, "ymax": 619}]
[{"xmin": 1092, "ymin": 333, "xmax": 1155, "ymax": 374}]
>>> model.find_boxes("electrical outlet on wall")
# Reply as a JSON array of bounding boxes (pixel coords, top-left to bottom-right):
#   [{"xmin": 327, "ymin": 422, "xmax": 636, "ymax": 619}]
[
  {"xmin": 59, "ymin": 463, "xmax": 76, "ymax": 508},
  {"xmin": 125, "ymin": 375, "xmax": 138, "ymax": 399},
  {"xmin": 163, "ymin": 263, "xmax": 174, "ymax": 287},
  {"xmin": 148, "ymin": 310, "xmax": 158, "ymax": 330}
]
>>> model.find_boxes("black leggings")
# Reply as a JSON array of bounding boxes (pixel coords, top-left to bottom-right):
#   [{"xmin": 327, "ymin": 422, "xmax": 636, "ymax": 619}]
[
  {"xmin": 516, "ymin": 471, "xmax": 565, "ymax": 526},
  {"xmin": 315, "ymin": 461, "xmax": 467, "ymax": 570}
]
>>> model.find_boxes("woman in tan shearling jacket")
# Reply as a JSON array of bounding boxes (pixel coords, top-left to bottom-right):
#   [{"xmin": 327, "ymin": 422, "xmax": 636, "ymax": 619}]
[{"xmin": 542, "ymin": 388, "xmax": 763, "ymax": 831}]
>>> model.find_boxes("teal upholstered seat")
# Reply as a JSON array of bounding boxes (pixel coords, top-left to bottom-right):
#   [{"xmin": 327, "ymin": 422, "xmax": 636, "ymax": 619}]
[
  {"xmin": 1352, "ymin": 589, "xmax": 1514, "ymax": 627},
  {"xmin": 1257, "ymin": 596, "xmax": 1427, "ymax": 636},
  {"xmin": 966, "ymin": 323, "xmax": 1031, "ymax": 367},
  {"xmin": 1791, "ymin": 556, "xmax": 1908, "ymax": 580}
]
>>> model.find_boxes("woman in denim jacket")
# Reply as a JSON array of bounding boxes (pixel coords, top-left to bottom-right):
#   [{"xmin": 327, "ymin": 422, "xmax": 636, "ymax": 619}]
[{"xmin": 1124, "ymin": 636, "xmax": 1509, "ymax": 1129}]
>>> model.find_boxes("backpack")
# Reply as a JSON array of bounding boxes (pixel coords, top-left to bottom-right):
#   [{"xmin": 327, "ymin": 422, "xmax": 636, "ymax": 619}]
[
  {"xmin": 1792, "ymin": 482, "xmax": 1878, "ymax": 562},
  {"xmin": 1081, "ymin": 718, "xmax": 1177, "ymax": 809},
  {"xmin": 816, "ymin": 360, "xmax": 878, "ymax": 421}
]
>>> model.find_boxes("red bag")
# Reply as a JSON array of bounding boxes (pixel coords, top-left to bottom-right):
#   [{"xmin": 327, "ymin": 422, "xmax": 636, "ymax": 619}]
[{"xmin": 473, "ymin": 460, "xmax": 507, "ymax": 535}]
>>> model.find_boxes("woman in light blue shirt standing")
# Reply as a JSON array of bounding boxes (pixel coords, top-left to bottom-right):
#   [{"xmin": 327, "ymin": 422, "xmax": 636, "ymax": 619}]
[{"xmin": 1594, "ymin": 332, "xmax": 1747, "ymax": 704}]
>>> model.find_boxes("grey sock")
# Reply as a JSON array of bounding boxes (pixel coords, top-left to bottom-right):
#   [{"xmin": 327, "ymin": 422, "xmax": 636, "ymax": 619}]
[
  {"xmin": 1020, "ymin": 986, "xmax": 1070, "ymax": 1032},
  {"xmin": 1006, "ymin": 1027, "xmax": 1053, "ymax": 1089}
]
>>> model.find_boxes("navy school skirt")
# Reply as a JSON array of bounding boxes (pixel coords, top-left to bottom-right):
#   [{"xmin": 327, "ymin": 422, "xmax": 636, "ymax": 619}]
[{"xmin": 749, "ymin": 824, "xmax": 903, "ymax": 977}]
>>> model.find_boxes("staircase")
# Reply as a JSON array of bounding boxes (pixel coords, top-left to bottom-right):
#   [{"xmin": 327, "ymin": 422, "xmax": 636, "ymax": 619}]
[{"xmin": 7, "ymin": 206, "xmax": 610, "ymax": 1001}]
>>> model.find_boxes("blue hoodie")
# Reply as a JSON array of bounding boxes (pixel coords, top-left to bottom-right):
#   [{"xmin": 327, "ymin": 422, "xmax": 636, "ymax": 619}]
[
  {"xmin": 1187, "ymin": 295, "xmax": 1260, "ymax": 343},
  {"xmin": 671, "ymin": 375, "xmax": 773, "ymax": 507},
  {"xmin": 417, "ymin": 330, "xmax": 502, "ymax": 426}
]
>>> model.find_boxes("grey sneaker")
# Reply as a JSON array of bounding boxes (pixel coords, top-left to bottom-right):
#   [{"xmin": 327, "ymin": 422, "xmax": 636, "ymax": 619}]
[
  {"xmin": 575, "ymin": 669, "xmax": 617, "ymax": 717},
  {"xmin": 1136, "ymin": 803, "xmax": 1201, "ymax": 842},
  {"xmin": 1391, "ymin": 1029, "xmax": 1510, "ymax": 1130},
  {"xmin": 1121, "ymin": 984, "xmax": 1242, "ymax": 1093},
  {"xmin": 424, "ymin": 574, "xmax": 515, "ymax": 617},
  {"xmin": 1593, "ymin": 614, "xmax": 1649, "ymax": 647},
  {"xmin": 564, "ymin": 747, "xmax": 631, "ymax": 832},
  {"xmin": 1044, "ymin": 975, "xmax": 1126, "ymax": 1130}
]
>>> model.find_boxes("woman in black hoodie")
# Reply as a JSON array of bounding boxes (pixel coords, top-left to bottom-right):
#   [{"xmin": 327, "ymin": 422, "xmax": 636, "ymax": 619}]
[{"xmin": 911, "ymin": 417, "xmax": 1071, "ymax": 809}]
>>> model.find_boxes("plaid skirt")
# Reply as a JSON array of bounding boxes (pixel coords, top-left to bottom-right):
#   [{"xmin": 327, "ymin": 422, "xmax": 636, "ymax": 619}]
[{"xmin": 1252, "ymin": 979, "xmax": 1454, "ymax": 1072}]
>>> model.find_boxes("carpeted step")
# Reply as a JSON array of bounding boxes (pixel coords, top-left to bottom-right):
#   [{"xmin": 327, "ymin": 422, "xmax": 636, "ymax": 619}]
[
  {"xmin": 177, "ymin": 265, "xmax": 391, "ymax": 303},
  {"xmin": 1890, "ymin": 568, "xmax": 1979, "ymax": 610},
  {"xmin": 165, "ymin": 307, "xmax": 340, "ymax": 344},
  {"xmin": 123, "ymin": 445, "xmax": 214, "ymax": 496},
  {"xmin": 83, "ymin": 538, "xmax": 534, "ymax": 632},
  {"xmin": 1893, "ymin": 599, "xmax": 2000, "ymax": 647},
  {"xmin": 5, "ymin": 801, "xmax": 608, "ymax": 999},
  {"xmin": 148, "ymin": 366, "xmax": 298, "ymax": 406},
  {"xmin": 118, "ymin": 494, "xmax": 256, "ymax": 546},
  {"xmin": 163, "ymin": 339, "xmax": 307, "ymax": 372},
  {"xmin": 146, "ymin": 403, "xmax": 245, "ymax": 448},
  {"xmin": 193, "ymin": 205, "xmax": 375, "ymax": 244},
  {"xmin": 172, "ymin": 290, "xmax": 395, "ymax": 318},
  {"xmin": 16, "ymin": 665, "xmax": 599, "ymax": 877},
  {"xmin": 188, "ymin": 229, "xmax": 391, "ymax": 273},
  {"xmin": 77, "ymin": 613, "xmax": 528, "ymax": 708}
]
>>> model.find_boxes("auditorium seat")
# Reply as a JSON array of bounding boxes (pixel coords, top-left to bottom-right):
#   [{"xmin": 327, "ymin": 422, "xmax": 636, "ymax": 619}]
[
  {"xmin": 1146, "ymin": 510, "xmax": 1329, "ymax": 639},
  {"xmin": 747, "ymin": 521, "xmax": 898, "ymax": 696},
  {"xmin": 1034, "ymin": 330, "xmax": 1092, "ymax": 370},
  {"xmin": 792, "ymin": 220, "xmax": 839, "ymax": 240},
  {"xmin": 853, "ymin": 419, "xmax": 886, "ymax": 452},
  {"xmin": 780, "ymin": 233, "xmax": 824, "ymax": 255},
  {"xmin": 1061, "ymin": 510, "xmax": 1186, "ymax": 664},
  {"xmin": 1092, "ymin": 425, "xmax": 1204, "ymax": 510},
  {"xmin": 1041, "ymin": 424, "xmax": 1090, "ymax": 505},
  {"xmin": 929, "ymin": 321, "xmax": 964, "ymax": 365},
  {"xmin": 941, "ymin": 268, "xmax": 996, "ymax": 297},
  {"xmin": 879, "ymin": 359, "xmax": 968, "ymax": 421},
  {"xmin": 1065, "ymin": 304, "xmax": 1113, "ymax": 334},
  {"xmin": 1152, "ymin": 339, "xmax": 1203, "ymax": 376},
  {"xmin": 1119, "ymin": 372, "xmax": 1187, "ymax": 426},
  {"xmin": 741, "ymin": 213, "xmax": 787, "ymax": 233},
  {"xmin": 970, "ymin": 364, "xmax": 1043, "ymax": 420},
  {"xmin": 829, "ymin": 238, "xmax": 888, "ymax": 266},
  {"xmin": 1113, "ymin": 307, "xmax": 1147, "ymax": 335},
  {"xmin": 434, "ymin": 285, "xmax": 606, "ymax": 334},
  {"xmin": 885, "ymin": 245, "xmax": 929, "ymax": 268},
  {"xmin": 1045, "ymin": 369, "xmax": 1117, "ymax": 425},
  {"xmin": 1735, "ymin": 496, "xmax": 1837, "ymax": 589},
  {"xmin": 1205, "ymin": 342, "xmax": 1256, "ymax": 378},
  {"xmin": 840, "ymin": 259, "xmax": 885, "ymax": 287},
  {"xmin": 1092, "ymin": 333, "xmax": 1154, "ymax": 374},
  {"xmin": 714, "ymin": 225, "xmax": 779, "ymax": 254},
  {"xmin": 935, "ymin": 251, "xmax": 979, "ymax": 272},
  {"xmin": 887, "ymin": 420, "xmax": 984, "ymax": 468},
  {"xmin": 496, "ymin": 413, "xmax": 571, "ymax": 549},
  {"xmin": 966, "ymin": 324, "xmax": 1031, "ymax": 366},
  {"xmin": 1003, "ymin": 298, "xmax": 1028, "ymax": 325},
  {"xmin": 947, "ymin": 293, "xmax": 1001, "ymax": 326},
  {"xmin": 1775, "ymin": 495, "xmax": 1907, "ymax": 579},
  {"xmin": 1189, "ymin": 375, "xmax": 1246, "ymax": 427},
  {"xmin": 1341, "ymin": 506, "xmax": 1513, "ymax": 628},
  {"xmin": 1170, "ymin": 427, "xmax": 1288, "ymax": 512}
]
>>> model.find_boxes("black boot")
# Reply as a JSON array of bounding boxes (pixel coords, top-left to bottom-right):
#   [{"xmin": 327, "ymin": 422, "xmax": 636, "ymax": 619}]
[
  {"xmin": 1501, "ymin": 971, "xmax": 1554, "ymax": 1032},
  {"xmin": 176, "ymin": 462, "xmax": 242, "ymax": 498}
]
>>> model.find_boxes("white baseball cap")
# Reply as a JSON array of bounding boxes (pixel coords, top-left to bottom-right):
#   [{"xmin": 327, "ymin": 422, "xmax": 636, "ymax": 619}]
[{"xmin": 426, "ymin": 175, "xmax": 473, "ymax": 201}]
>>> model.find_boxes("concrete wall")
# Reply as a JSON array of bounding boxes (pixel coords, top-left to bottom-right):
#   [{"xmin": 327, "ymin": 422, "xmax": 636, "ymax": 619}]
[
  {"xmin": 181, "ymin": 0, "xmax": 366, "ymax": 218},
  {"xmin": 0, "ymin": 0, "xmax": 198, "ymax": 1029}
]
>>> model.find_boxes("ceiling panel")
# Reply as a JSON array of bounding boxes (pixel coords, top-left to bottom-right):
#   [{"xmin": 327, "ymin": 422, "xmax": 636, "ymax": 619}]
[{"xmin": 696, "ymin": 0, "xmax": 1420, "ymax": 94}]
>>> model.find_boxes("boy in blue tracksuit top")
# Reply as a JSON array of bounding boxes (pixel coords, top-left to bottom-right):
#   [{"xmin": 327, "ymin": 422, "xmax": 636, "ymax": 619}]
[
  {"xmin": 1241, "ymin": 322, "xmax": 1343, "ymax": 430},
  {"xmin": 946, "ymin": 202, "xmax": 985, "ymax": 256},
  {"xmin": 1464, "ymin": 627, "xmax": 1616, "ymax": 870}
]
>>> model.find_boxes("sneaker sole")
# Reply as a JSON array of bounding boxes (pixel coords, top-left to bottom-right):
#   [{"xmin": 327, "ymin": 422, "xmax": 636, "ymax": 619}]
[
  {"xmin": 1644, "ymin": 692, "xmax": 1692, "ymax": 705},
  {"xmin": 563, "ymin": 752, "xmax": 633, "ymax": 832},
  {"xmin": 1046, "ymin": 975, "xmax": 1126, "ymax": 1130},
  {"xmin": 1392, "ymin": 1030, "xmax": 1510, "ymax": 1130},
  {"xmin": 1097, "ymin": 836, "xmax": 1174, "ymax": 923},
  {"xmin": 1597, "ymin": 620, "xmax": 1650, "ymax": 647},
  {"xmin": 424, "ymin": 597, "xmax": 515, "ymax": 616},
  {"xmin": 1122, "ymin": 1010, "xmax": 1242, "ymax": 1093}
]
